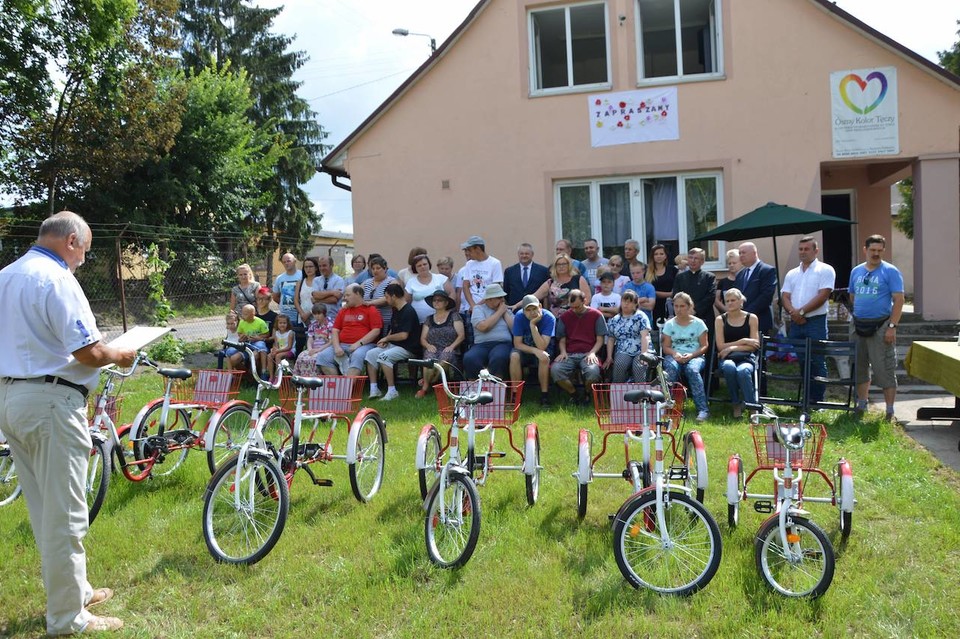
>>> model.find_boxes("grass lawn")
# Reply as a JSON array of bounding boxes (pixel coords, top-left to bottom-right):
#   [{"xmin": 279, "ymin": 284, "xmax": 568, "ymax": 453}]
[{"xmin": 2, "ymin": 372, "xmax": 959, "ymax": 638}]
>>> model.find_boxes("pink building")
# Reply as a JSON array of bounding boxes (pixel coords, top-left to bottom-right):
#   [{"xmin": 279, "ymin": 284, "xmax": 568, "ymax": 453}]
[{"xmin": 320, "ymin": 0, "xmax": 960, "ymax": 320}]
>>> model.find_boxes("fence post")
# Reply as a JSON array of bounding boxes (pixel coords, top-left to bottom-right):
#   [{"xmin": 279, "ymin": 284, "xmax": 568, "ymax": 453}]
[{"xmin": 116, "ymin": 224, "xmax": 129, "ymax": 333}]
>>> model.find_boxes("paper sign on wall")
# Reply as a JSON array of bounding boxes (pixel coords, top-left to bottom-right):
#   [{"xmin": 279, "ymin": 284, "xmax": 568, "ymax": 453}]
[
  {"xmin": 830, "ymin": 66, "xmax": 899, "ymax": 158},
  {"xmin": 589, "ymin": 87, "xmax": 679, "ymax": 148}
]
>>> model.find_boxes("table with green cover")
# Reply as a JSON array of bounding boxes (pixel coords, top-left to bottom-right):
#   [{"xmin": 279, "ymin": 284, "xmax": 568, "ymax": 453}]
[{"xmin": 904, "ymin": 340, "xmax": 960, "ymax": 421}]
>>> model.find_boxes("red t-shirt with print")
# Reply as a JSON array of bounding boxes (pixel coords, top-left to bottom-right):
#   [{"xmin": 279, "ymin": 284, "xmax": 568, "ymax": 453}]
[{"xmin": 334, "ymin": 304, "xmax": 383, "ymax": 344}]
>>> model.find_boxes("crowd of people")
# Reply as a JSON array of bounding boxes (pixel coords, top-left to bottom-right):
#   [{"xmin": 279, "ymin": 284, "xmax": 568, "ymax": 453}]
[{"xmin": 223, "ymin": 233, "xmax": 904, "ymax": 421}]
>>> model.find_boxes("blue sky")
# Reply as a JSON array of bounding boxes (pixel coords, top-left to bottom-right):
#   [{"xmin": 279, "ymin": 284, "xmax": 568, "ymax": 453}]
[{"xmin": 257, "ymin": 0, "xmax": 960, "ymax": 234}]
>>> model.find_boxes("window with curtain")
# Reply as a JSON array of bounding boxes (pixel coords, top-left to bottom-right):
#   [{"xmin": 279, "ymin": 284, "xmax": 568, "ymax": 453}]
[{"xmin": 556, "ymin": 172, "xmax": 724, "ymax": 267}]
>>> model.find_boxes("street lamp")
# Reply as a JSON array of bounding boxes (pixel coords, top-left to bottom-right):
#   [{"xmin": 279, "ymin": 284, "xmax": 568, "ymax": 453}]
[{"xmin": 392, "ymin": 27, "xmax": 436, "ymax": 54}]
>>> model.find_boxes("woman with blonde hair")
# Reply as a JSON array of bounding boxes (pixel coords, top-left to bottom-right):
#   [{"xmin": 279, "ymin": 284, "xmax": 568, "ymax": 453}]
[
  {"xmin": 546, "ymin": 254, "xmax": 590, "ymax": 316},
  {"xmin": 714, "ymin": 248, "xmax": 743, "ymax": 314},
  {"xmin": 229, "ymin": 263, "xmax": 260, "ymax": 317}
]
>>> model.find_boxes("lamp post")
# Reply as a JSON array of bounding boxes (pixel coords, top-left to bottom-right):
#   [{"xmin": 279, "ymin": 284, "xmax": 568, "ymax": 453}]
[{"xmin": 391, "ymin": 28, "xmax": 436, "ymax": 54}]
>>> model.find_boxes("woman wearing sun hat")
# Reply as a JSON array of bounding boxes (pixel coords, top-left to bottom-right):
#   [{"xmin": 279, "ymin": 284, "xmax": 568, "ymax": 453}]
[
  {"xmin": 417, "ymin": 288, "xmax": 465, "ymax": 398},
  {"xmin": 463, "ymin": 283, "xmax": 514, "ymax": 380}
]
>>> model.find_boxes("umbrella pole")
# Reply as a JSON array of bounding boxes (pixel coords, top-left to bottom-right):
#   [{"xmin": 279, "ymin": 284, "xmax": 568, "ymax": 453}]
[{"xmin": 773, "ymin": 235, "xmax": 783, "ymax": 328}]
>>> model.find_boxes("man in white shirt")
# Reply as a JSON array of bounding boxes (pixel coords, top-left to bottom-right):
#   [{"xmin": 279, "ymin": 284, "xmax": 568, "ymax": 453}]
[
  {"xmin": 461, "ymin": 235, "xmax": 503, "ymax": 312},
  {"xmin": 0, "ymin": 212, "xmax": 135, "ymax": 635},
  {"xmin": 781, "ymin": 236, "xmax": 836, "ymax": 403}
]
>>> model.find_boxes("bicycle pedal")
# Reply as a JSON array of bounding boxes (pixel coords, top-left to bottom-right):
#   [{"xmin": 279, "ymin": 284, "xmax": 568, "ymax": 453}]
[
  {"xmin": 472, "ymin": 455, "xmax": 487, "ymax": 466},
  {"xmin": 487, "ymin": 451, "xmax": 507, "ymax": 459},
  {"xmin": 166, "ymin": 429, "xmax": 194, "ymax": 446},
  {"xmin": 312, "ymin": 478, "xmax": 333, "ymax": 487},
  {"xmin": 298, "ymin": 443, "xmax": 322, "ymax": 459},
  {"xmin": 668, "ymin": 466, "xmax": 688, "ymax": 481},
  {"xmin": 754, "ymin": 501, "xmax": 774, "ymax": 514}
]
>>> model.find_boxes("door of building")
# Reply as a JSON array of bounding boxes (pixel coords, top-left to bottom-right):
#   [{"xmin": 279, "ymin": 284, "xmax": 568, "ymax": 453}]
[{"xmin": 820, "ymin": 192, "xmax": 854, "ymax": 289}]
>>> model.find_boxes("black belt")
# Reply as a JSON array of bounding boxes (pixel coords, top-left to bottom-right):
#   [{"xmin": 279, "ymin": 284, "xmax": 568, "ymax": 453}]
[{"xmin": 2, "ymin": 375, "xmax": 89, "ymax": 399}]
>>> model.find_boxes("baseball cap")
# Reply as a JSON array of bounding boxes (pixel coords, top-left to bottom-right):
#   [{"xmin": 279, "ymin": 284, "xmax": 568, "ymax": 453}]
[
  {"xmin": 521, "ymin": 294, "xmax": 540, "ymax": 309},
  {"xmin": 460, "ymin": 235, "xmax": 485, "ymax": 249}
]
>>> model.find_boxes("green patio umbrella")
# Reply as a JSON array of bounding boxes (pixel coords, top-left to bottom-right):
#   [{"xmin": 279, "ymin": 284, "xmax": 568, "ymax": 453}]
[{"xmin": 691, "ymin": 201, "xmax": 857, "ymax": 317}]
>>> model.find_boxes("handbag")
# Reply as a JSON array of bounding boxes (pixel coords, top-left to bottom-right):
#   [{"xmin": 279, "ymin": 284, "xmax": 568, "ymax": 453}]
[
  {"xmin": 853, "ymin": 316, "xmax": 889, "ymax": 338},
  {"xmin": 725, "ymin": 350, "xmax": 756, "ymax": 365}
]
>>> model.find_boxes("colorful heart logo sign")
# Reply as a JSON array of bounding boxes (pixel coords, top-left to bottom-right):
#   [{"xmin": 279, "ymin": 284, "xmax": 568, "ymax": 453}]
[{"xmin": 839, "ymin": 72, "xmax": 888, "ymax": 114}]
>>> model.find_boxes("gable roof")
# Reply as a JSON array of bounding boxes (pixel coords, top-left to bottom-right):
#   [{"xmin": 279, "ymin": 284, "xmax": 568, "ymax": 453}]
[{"xmin": 319, "ymin": 0, "xmax": 960, "ymax": 179}]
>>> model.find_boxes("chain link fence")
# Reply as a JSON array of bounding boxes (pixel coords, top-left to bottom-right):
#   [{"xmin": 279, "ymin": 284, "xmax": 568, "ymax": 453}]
[{"xmin": 0, "ymin": 222, "xmax": 275, "ymax": 346}]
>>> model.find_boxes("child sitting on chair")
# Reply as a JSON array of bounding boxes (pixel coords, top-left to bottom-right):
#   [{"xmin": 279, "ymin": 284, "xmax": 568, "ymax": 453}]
[
  {"xmin": 267, "ymin": 314, "xmax": 295, "ymax": 376},
  {"xmin": 228, "ymin": 304, "xmax": 270, "ymax": 371},
  {"xmin": 292, "ymin": 303, "xmax": 333, "ymax": 376}
]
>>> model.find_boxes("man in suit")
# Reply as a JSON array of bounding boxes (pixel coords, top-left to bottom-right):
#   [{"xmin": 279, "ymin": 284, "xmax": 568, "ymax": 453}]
[
  {"xmin": 736, "ymin": 242, "xmax": 777, "ymax": 335},
  {"xmin": 504, "ymin": 243, "xmax": 550, "ymax": 309}
]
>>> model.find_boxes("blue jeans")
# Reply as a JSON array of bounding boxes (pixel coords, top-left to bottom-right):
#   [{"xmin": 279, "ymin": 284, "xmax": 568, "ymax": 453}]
[
  {"xmin": 719, "ymin": 358, "xmax": 756, "ymax": 404},
  {"xmin": 464, "ymin": 340, "xmax": 512, "ymax": 379},
  {"xmin": 664, "ymin": 355, "xmax": 708, "ymax": 413},
  {"xmin": 787, "ymin": 314, "xmax": 828, "ymax": 402}
]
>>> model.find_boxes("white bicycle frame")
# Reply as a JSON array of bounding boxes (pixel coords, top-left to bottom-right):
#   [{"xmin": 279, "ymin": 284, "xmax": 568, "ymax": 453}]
[
  {"xmin": 427, "ymin": 363, "xmax": 501, "ymax": 523},
  {"xmin": 752, "ymin": 408, "xmax": 813, "ymax": 564},
  {"xmin": 90, "ymin": 354, "xmax": 150, "ymax": 457}
]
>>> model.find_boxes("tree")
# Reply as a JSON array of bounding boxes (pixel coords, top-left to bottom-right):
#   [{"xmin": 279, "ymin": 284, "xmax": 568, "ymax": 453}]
[
  {"xmin": 895, "ymin": 23, "xmax": 960, "ymax": 240},
  {"xmin": 178, "ymin": 0, "xmax": 329, "ymax": 278}
]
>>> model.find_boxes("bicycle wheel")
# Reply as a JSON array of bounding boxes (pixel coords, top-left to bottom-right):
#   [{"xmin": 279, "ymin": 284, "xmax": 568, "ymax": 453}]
[
  {"xmin": 114, "ymin": 423, "xmax": 152, "ymax": 482},
  {"xmin": 424, "ymin": 472, "xmax": 481, "ymax": 569},
  {"xmin": 612, "ymin": 491, "xmax": 722, "ymax": 596},
  {"xmin": 836, "ymin": 460, "xmax": 854, "ymax": 540},
  {"xmin": 524, "ymin": 425, "xmax": 540, "ymax": 506},
  {"xmin": 683, "ymin": 432, "xmax": 706, "ymax": 503},
  {"xmin": 206, "ymin": 404, "xmax": 254, "ymax": 474},
  {"xmin": 576, "ymin": 430, "xmax": 591, "ymax": 520},
  {"xmin": 726, "ymin": 455, "xmax": 743, "ymax": 529},
  {"xmin": 202, "ymin": 451, "xmax": 289, "ymax": 565},
  {"xmin": 86, "ymin": 438, "xmax": 110, "ymax": 525},
  {"xmin": 0, "ymin": 447, "xmax": 21, "ymax": 506},
  {"xmin": 134, "ymin": 404, "xmax": 192, "ymax": 477},
  {"xmin": 416, "ymin": 426, "xmax": 442, "ymax": 501},
  {"xmin": 348, "ymin": 412, "xmax": 386, "ymax": 503},
  {"xmin": 755, "ymin": 515, "xmax": 835, "ymax": 598},
  {"xmin": 259, "ymin": 408, "xmax": 293, "ymax": 457}
]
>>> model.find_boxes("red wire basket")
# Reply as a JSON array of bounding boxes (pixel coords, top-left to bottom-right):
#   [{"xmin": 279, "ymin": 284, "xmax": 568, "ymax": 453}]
[
  {"xmin": 434, "ymin": 380, "xmax": 524, "ymax": 427},
  {"xmin": 593, "ymin": 382, "xmax": 686, "ymax": 432},
  {"xmin": 751, "ymin": 421, "xmax": 827, "ymax": 469},
  {"xmin": 89, "ymin": 395, "xmax": 123, "ymax": 427},
  {"xmin": 172, "ymin": 369, "xmax": 244, "ymax": 407},
  {"xmin": 279, "ymin": 375, "xmax": 366, "ymax": 416}
]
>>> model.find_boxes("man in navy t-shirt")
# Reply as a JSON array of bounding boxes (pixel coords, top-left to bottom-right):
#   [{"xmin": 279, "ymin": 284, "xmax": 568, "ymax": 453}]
[{"xmin": 509, "ymin": 295, "xmax": 556, "ymax": 405}]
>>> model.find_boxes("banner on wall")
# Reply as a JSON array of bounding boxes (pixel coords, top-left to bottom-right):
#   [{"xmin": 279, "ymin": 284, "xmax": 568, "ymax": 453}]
[
  {"xmin": 589, "ymin": 87, "xmax": 679, "ymax": 148},
  {"xmin": 830, "ymin": 66, "xmax": 899, "ymax": 158}
]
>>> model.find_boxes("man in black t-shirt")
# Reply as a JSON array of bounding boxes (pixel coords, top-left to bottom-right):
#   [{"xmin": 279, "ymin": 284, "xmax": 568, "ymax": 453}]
[{"xmin": 364, "ymin": 282, "xmax": 422, "ymax": 400}]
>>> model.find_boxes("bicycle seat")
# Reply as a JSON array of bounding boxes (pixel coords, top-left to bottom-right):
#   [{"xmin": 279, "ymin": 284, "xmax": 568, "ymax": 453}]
[
  {"xmin": 291, "ymin": 376, "xmax": 324, "ymax": 389},
  {"xmin": 464, "ymin": 391, "xmax": 494, "ymax": 406},
  {"xmin": 637, "ymin": 352, "xmax": 660, "ymax": 366},
  {"xmin": 157, "ymin": 368, "xmax": 192, "ymax": 379},
  {"xmin": 624, "ymin": 388, "xmax": 665, "ymax": 405}
]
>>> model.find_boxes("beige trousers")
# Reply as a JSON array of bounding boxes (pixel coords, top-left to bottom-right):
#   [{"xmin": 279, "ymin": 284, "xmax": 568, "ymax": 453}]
[{"xmin": 0, "ymin": 381, "xmax": 94, "ymax": 635}]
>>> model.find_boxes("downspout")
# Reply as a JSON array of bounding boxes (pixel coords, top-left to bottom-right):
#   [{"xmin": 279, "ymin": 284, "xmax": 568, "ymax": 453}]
[{"xmin": 319, "ymin": 165, "xmax": 351, "ymax": 192}]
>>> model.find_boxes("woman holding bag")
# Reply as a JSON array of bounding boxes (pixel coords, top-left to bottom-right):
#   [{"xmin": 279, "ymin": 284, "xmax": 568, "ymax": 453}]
[{"xmin": 714, "ymin": 288, "xmax": 760, "ymax": 418}]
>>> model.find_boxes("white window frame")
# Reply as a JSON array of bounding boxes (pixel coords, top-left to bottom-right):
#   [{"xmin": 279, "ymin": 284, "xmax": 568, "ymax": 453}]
[
  {"xmin": 529, "ymin": 1, "xmax": 612, "ymax": 97},
  {"xmin": 635, "ymin": 0, "xmax": 724, "ymax": 86},
  {"xmin": 554, "ymin": 171, "xmax": 726, "ymax": 269}
]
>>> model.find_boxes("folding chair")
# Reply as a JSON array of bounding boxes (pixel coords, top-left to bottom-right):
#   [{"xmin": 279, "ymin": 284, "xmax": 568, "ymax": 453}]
[
  {"xmin": 757, "ymin": 335, "xmax": 810, "ymax": 410},
  {"xmin": 806, "ymin": 339, "xmax": 858, "ymax": 412}
]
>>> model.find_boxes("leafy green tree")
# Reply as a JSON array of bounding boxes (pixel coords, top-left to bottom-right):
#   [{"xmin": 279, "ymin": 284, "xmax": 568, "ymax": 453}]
[
  {"xmin": 178, "ymin": 0, "xmax": 329, "ymax": 278},
  {"xmin": 895, "ymin": 23, "xmax": 960, "ymax": 240}
]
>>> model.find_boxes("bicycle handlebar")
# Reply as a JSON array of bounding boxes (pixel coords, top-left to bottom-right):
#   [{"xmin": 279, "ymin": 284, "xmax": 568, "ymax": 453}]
[
  {"xmin": 222, "ymin": 339, "xmax": 287, "ymax": 390},
  {"xmin": 102, "ymin": 351, "xmax": 153, "ymax": 378},
  {"xmin": 748, "ymin": 403, "xmax": 811, "ymax": 450},
  {"xmin": 408, "ymin": 358, "xmax": 502, "ymax": 402}
]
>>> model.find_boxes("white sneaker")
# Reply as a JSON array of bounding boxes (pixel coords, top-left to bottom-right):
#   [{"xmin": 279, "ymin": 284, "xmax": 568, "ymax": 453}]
[
  {"xmin": 381, "ymin": 389, "xmax": 400, "ymax": 401},
  {"xmin": 369, "ymin": 388, "xmax": 382, "ymax": 399},
  {"xmin": 696, "ymin": 411, "xmax": 709, "ymax": 422}
]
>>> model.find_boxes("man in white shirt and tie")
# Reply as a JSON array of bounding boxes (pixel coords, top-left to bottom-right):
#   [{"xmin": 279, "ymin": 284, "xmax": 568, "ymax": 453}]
[{"xmin": 503, "ymin": 243, "xmax": 550, "ymax": 310}]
